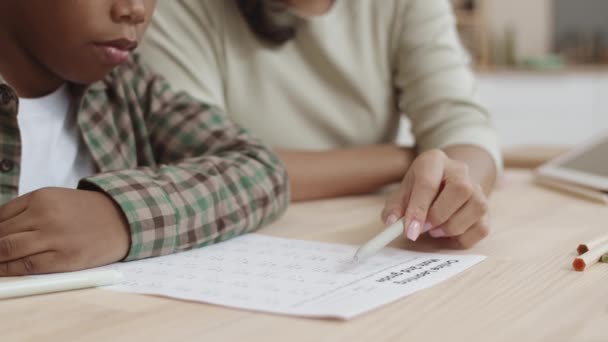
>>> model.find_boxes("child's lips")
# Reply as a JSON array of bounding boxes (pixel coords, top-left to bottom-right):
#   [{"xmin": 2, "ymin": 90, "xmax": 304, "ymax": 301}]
[{"xmin": 93, "ymin": 39, "xmax": 138, "ymax": 66}]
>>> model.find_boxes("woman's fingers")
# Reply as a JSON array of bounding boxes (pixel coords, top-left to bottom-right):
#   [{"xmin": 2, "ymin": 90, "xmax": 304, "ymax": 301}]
[
  {"xmin": 426, "ymin": 161, "xmax": 473, "ymax": 230},
  {"xmin": 452, "ymin": 216, "xmax": 491, "ymax": 249},
  {"xmin": 381, "ymin": 178, "xmax": 412, "ymax": 225},
  {"xmin": 429, "ymin": 184, "xmax": 489, "ymax": 239},
  {"xmin": 382, "ymin": 149, "xmax": 491, "ymax": 248},
  {"xmin": 402, "ymin": 150, "xmax": 447, "ymax": 241}
]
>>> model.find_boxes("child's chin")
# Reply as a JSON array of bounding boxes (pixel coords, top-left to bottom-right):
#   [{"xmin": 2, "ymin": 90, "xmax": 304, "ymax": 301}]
[{"xmin": 64, "ymin": 67, "xmax": 116, "ymax": 85}]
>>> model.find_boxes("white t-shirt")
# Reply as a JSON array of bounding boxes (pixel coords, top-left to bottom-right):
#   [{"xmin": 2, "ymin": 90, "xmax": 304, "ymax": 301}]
[{"xmin": 17, "ymin": 84, "xmax": 96, "ymax": 196}]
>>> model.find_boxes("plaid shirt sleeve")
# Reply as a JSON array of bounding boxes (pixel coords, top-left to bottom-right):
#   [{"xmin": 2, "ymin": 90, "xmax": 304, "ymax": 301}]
[{"xmin": 79, "ymin": 58, "xmax": 290, "ymax": 261}]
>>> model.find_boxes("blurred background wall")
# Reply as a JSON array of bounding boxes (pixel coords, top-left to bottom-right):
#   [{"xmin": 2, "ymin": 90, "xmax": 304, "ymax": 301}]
[{"xmin": 398, "ymin": 0, "xmax": 608, "ymax": 148}]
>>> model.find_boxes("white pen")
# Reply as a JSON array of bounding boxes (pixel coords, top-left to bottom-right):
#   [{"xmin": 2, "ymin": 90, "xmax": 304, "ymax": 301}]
[
  {"xmin": 0, "ymin": 269, "xmax": 122, "ymax": 300},
  {"xmin": 353, "ymin": 218, "xmax": 405, "ymax": 262}
]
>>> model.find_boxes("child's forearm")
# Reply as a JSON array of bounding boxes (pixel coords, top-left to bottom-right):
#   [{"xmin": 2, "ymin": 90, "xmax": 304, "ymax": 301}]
[
  {"xmin": 77, "ymin": 59, "xmax": 291, "ymax": 260},
  {"xmin": 277, "ymin": 145, "xmax": 415, "ymax": 202},
  {"xmin": 80, "ymin": 137, "xmax": 289, "ymax": 261}
]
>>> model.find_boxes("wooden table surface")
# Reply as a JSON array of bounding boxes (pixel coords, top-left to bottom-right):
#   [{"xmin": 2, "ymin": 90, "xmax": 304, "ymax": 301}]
[
  {"xmin": 503, "ymin": 145, "xmax": 570, "ymax": 169},
  {"xmin": 3, "ymin": 170, "xmax": 608, "ymax": 342}
]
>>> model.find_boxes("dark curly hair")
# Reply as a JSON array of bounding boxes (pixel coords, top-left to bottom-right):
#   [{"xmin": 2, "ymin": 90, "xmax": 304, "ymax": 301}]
[{"xmin": 235, "ymin": 0, "xmax": 299, "ymax": 46}]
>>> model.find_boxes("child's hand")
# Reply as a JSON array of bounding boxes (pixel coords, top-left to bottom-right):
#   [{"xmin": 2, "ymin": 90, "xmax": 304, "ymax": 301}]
[
  {"xmin": 0, "ymin": 188, "xmax": 130, "ymax": 276},
  {"xmin": 382, "ymin": 149, "xmax": 490, "ymax": 248}
]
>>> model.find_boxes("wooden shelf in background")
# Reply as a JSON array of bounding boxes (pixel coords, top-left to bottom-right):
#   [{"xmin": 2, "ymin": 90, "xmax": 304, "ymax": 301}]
[{"xmin": 451, "ymin": 1, "xmax": 490, "ymax": 68}]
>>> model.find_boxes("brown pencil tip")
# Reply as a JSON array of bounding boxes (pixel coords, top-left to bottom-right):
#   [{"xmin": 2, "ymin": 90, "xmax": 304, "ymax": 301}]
[
  {"xmin": 577, "ymin": 244, "xmax": 589, "ymax": 255},
  {"xmin": 573, "ymin": 258, "xmax": 586, "ymax": 272}
]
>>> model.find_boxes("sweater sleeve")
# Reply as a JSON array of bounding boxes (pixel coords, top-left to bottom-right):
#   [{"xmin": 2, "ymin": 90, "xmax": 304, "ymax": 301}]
[
  {"xmin": 394, "ymin": 0, "xmax": 502, "ymax": 171},
  {"xmin": 139, "ymin": 0, "xmax": 227, "ymax": 109}
]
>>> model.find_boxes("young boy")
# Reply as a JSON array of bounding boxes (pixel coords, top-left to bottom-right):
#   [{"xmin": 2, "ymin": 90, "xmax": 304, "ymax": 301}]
[{"xmin": 0, "ymin": 0, "xmax": 289, "ymax": 276}]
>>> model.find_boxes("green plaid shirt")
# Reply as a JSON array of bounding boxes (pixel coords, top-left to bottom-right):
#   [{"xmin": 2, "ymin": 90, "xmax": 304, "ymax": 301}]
[{"xmin": 0, "ymin": 55, "xmax": 289, "ymax": 261}]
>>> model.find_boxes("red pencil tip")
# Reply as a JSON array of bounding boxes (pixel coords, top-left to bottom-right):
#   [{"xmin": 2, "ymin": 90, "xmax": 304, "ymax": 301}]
[{"xmin": 573, "ymin": 258, "xmax": 586, "ymax": 272}]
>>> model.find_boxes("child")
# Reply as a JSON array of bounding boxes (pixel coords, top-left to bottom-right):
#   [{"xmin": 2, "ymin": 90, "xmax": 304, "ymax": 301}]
[{"xmin": 0, "ymin": 0, "xmax": 289, "ymax": 276}]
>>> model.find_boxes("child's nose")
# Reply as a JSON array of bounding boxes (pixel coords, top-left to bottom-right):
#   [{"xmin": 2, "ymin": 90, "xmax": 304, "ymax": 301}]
[{"xmin": 112, "ymin": 0, "xmax": 147, "ymax": 25}]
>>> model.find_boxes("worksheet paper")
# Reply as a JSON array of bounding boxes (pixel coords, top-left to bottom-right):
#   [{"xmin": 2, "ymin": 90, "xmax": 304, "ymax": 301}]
[{"xmin": 100, "ymin": 234, "xmax": 485, "ymax": 320}]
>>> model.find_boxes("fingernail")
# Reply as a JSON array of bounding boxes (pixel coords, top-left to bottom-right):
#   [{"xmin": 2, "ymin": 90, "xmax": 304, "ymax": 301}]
[
  {"xmin": 385, "ymin": 214, "xmax": 398, "ymax": 225},
  {"xmin": 423, "ymin": 222, "xmax": 433, "ymax": 233},
  {"xmin": 430, "ymin": 228, "xmax": 446, "ymax": 238},
  {"xmin": 406, "ymin": 220, "xmax": 422, "ymax": 241}
]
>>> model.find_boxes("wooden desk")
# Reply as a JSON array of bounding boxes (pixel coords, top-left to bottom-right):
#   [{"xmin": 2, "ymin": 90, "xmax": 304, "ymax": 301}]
[
  {"xmin": 503, "ymin": 145, "xmax": 570, "ymax": 169},
  {"xmin": 3, "ymin": 171, "xmax": 608, "ymax": 342}
]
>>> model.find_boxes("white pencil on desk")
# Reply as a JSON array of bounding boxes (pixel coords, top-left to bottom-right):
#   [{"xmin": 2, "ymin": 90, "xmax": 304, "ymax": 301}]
[
  {"xmin": 353, "ymin": 218, "xmax": 405, "ymax": 261},
  {"xmin": 0, "ymin": 269, "xmax": 122, "ymax": 300}
]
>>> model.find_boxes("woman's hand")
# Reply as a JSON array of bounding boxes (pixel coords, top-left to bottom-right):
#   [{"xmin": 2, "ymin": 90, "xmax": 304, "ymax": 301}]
[
  {"xmin": 0, "ymin": 188, "xmax": 130, "ymax": 276},
  {"xmin": 382, "ymin": 149, "xmax": 490, "ymax": 248}
]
